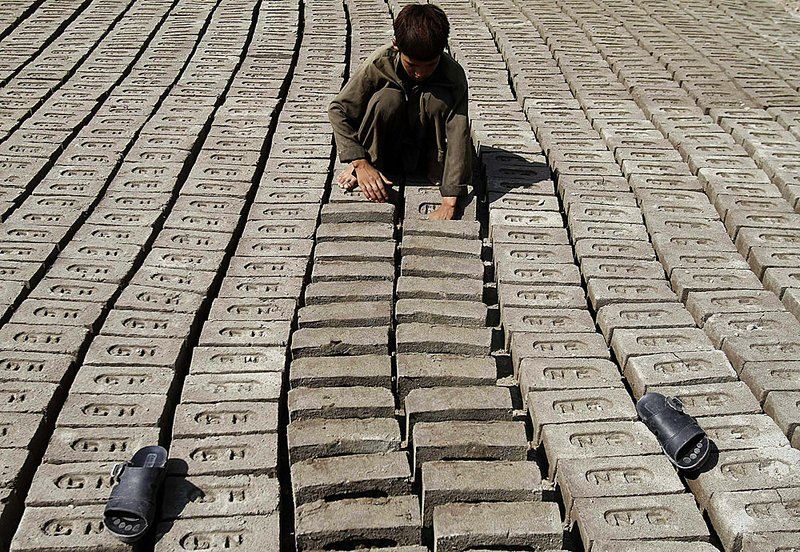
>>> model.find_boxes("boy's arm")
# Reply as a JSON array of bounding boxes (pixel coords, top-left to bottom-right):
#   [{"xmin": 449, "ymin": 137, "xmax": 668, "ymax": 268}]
[
  {"xmin": 439, "ymin": 84, "xmax": 471, "ymax": 197},
  {"xmin": 328, "ymin": 64, "xmax": 377, "ymax": 163}
]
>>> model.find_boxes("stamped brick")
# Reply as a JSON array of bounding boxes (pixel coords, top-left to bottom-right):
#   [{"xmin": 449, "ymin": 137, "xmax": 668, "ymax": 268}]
[
  {"xmin": 295, "ymin": 495, "xmax": 421, "ymax": 551},
  {"xmin": 570, "ymin": 220, "xmax": 649, "ymax": 242},
  {"xmin": 169, "ymin": 433, "xmax": 278, "ymax": 477},
  {"xmin": 0, "ymin": 323, "xmax": 89, "ymax": 356},
  {"xmin": 490, "ymin": 225, "xmax": 569, "ymax": 246},
  {"xmin": 573, "ymin": 494, "xmax": 709, "ymax": 550},
  {"xmin": 670, "ymin": 268, "xmax": 762, "ymax": 301},
  {"xmin": 495, "ymin": 262, "xmax": 582, "ymax": 286},
  {"xmin": 316, "ymin": 222, "xmax": 394, "ymax": 242},
  {"xmin": 686, "ymin": 289, "xmax": 785, "ymax": 325},
  {"xmin": 173, "ymin": 401, "xmax": 278, "ymax": 438},
  {"xmin": 558, "ymin": 454, "xmax": 683, "ymax": 523},
  {"xmin": 287, "ymin": 418, "xmax": 401, "ymax": 464},
  {"xmin": 131, "ymin": 265, "xmax": 217, "ymax": 294},
  {"xmin": 764, "ymin": 391, "xmax": 800, "ymax": 444},
  {"xmin": 154, "ymin": 514, "xmax": 279, "ymax": 552},
  {"xmin": 587, "ymin": 278, "xmax": 677, "ymax": 310},
  {"xmin": 651, "ymin": 381, "xmax": 761, "ymax": 417},
  {"xmin": 740, "ymin": 533, "xmax": 800, "ymax": 552},
  {"xmin": 611, "ymin": 327, "xmax": 714, "ymax": 369},
  {"xmin": 699, "ymin": 414, "xmax": 790, "ymax": 452},
  {"xmin": 11, "ymin": 299, "xmax": 105, "ymax": 330},
  {"xmin": 412, "ymin": 421, "xmax": 527, "ymax": 469},
  {"xmin": 312, "ymin": 260, "xmax": 394, "ymax": 282},
  {"xmin": 198, "ymin": 319, "xmax": 291, "ymax": 347},
  {"xmin": 724, "ymin": 336, "xmax": 800, "ymax": 372},
  {"xmin": 161, "ymin": 474, "xmax": 278, "ymax": 519},
  {"xmin": 290, "ymin": 355, "xmax": 392, "ymax": 389},
  {"xmin": 26, "ymin": 462, "xmax": 116, "ymax": 507},
  {"xmin": 518, "ymin": 358, "xmax": 622, "ymax": 397},
  {"xmin": 83, "ymin": 335, "xmax": 185, "ymax": 368},
  {"xmin": 0, "ymin": 351, "xmax": 73, "ymax": 384},
  {"xmin": 396, "ymin": 353, "xmax": 495, "ymax": 401},
  {"xmin": 596, "ymin": 302, "xmax": 695, "ymax": 344},
  {"xmin": 291, "ymin": 326, "xmax": 388, "ymax": 358},
  {"xmin": 115, "ymin": 284, "xmax": 205, "ymax": 314},
  {"xmin": 100, "ymin": 309, "xmax": 195, "ymax": 340},
  {"xmin": 43, "ymin": 426, "xmax": 160, "ymax": 464},
  {"xmin": 288, "ymin": 386, "xmax": 394, "ymax": 421},
  {"xmin": 580, "ymin": 258, "xmax": 666, "ymax": 280},
  {"xmin": 208, "ymin": 297, "xmax": 296, "ymax": 322},
  {"xmin": 574, "ymin": 238, "xmax": 656, "ymax": 263},
  {"xmin": 740, "ymin": 360, "xmax": 800, "ymax": 403},
  {"xmin": 395, "ymin": 323, "xmax": 491, "ymax": 356},
  {"xmin": 397, "ymin": 276, "xmax": 483, "ymax": 302},
  {"xmin": 305, "ymin": 280, "xmax": 394, "ymax": 305},
  {"xmin": 624, "ymin": 350, "xmax": 737, "ymax": 398},
  {"xmin": 406, "ymin": 386, "xmax": 511, "ymax": 436},
  {"xmin": 704, "ymin": 311, "xmax": 800, "ymax": 349},
  {"xmin": 298, "ymin": 301, "xmax": 392, "ymax": 328},
  {"xmin": 227, "ymin": 256, "xmax": 308, "ymax": 279},
  {"xmin": 57, "ymin": 393, "xmax": 166, "ymax": 428},
  {"xmin": 291, "ymin": 451, "xmax": 410, "ymax": 506},
  {"xmin": 11, "ymin": 505, "xmax": 129, "ymax": 552},
  {"xmin": 189, "ymin": 346, "xmax": 285, "ymax": 374},
  {"xmin": 502, "ymin": 308, "xmax": 594, "ymax": 348},
  {"xmin": 499, "ymin": 284, "xmax": 587, "ymax": 312},
  {"xmin": 433, "ymin": 501, "xmax": 561, "ymax": 552},
  {"xmin": 181, "ymin": 372, "xmax": 282, "ymax": 403},
  {"xmin": 511, "ymin": 333, "xmax": 610, "ymax": 376}
]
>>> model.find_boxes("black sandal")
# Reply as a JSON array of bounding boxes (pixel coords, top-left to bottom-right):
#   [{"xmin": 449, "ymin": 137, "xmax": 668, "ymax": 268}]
[
  {"xmin": 636, "ymin": 392, "xmax": 710, "ymax": 471},
  {"xmin": 104, "ymin": 445, "xmax": 168, "ymax": 543}
]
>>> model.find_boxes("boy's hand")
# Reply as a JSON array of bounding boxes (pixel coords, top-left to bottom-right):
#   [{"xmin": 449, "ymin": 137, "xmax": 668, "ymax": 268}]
[
  {"xmin": 352, "ymin": 159, "xmax": 392, "ymax": 202},
  {"xmin": 428, "ymin": 196, "xmax": 458, "ymax": 220}
]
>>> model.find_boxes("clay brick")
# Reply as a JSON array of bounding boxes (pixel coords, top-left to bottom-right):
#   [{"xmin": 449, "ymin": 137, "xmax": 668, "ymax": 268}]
[
  {"xmin": 495, "ymin": 262, "xmax": 582, "ymax": 286},
  {"xmin": 573, "ymin": 494, "xmax": 709, "ymax": 550},
  {"xmin": 161, "ymin": 474, "xmax": 278, "ymax": 519},
  {"xmin": 502, "ymin": 308, "xmax": 595, "ymax": 348},
  {"xmin": 298, "ymin": 301, "xmax": 392, "ymax": 328},
  {"xmin": 395, "ymin": 299, "xmax": 487, "ymax": 327},
  {"xmin": 295, "ymin": 496, "xmax": 421, "ymax": 551},
  {"xmin": 624, "ymin": 350, "xmax": 737, "ymax": 398},
  {"xmin": 400, "ymin": 255, "xmax": 483, "ymax": 281},
  {"xmin": 490, "ymin": 225, "xmax": 570, "ymax": 246},
  {"xmin": 433, "ymin": 501, "xmax": 562, "ymax": 552},
  {"xmin": 580, "ymin": 258, "xmax": 666, "ymax": 280},
  {"xmin": 247, "ymin": 203, "xmax": 320, "ymax": 221},
  {"xmin": 724, "ymin": 336, "xmax": 800, "ymax": 372},
  {"xmin": 764, "ymin": 391, "xmax": 800, "ymax": 444},
  {"xmin": 172, "ymin": 399, "xmax": 279, "ymax": 438},
  {"xmin": 189, "ymin": 346, "xmax": 285, "ymax": 374},
  {"xmin": 574, "ymin": 238, "xmax": 655, "ymax": 263},
  {"xmin": 316, "ymin": 222, "xmax": 394, "ymax": 242},
  {"xmin": 115, "ymin": 284, "xmax": 205, "ymax": 314},
  {"xmin": 511, "ymin": 333, "xmax": 610, "ymax": 376},
  {"xmin": 287, "ymin": 418, "xmax": 401, "ymax": 464},
  {"xmin": 403, "ymin": 219, "xmax": 480, "ymax": 240},
  {"xmin": 518, "ymin": 358, "xmax": 622, "ymax": 397},
  {"xmin": 396, "ymin": 323, "xmax": 491, "ymax": 356},
  {"xmin": 610, "ymin": 327, "xmax": 715, "ymax": 369},
  {"xmin": 0, "ymin": 323, "xmax": 89, "ymax": 356},
  {"xmin": 305, "ymin": 280, "xmax": 394, "ymax": 305},
  {"xmin": 181, "ymin": 372, "xmax": 282, "ymax": 403},
  {"xmin": 320, "ymin": 202, "xmax": 395, "ymax": 223},
  {"xmin": 397, "ymin": 276, "xmax": 483, "ymax": 302},
  {"xmin": 652, "ymin": 382, "xmax": 761, "ymax": 417},
  {"xmin": 396, "ymin": 353, "xmax": 495, "ymax": 401},
  {"xmin": 700, "ymin": 414, "xmax": 790, "ymax": 452},
  {"xmin": 488, "ymin": 210, "xmax": 563, "ymax": 239},
  {"xmin": 198, "ymin": 319, "xmax": 291, "ymax": 347},
  {"xmin": 11, "ymin": 299, "xmax": 104, "ymax": 330},
  {"xmin": 405, "ymin": 187, "xmax": 476, "ymax": 221},
  {"xmin": 169, "ymin": 434, "xmax": 278, "ymax": 477},
  {"xmin": 26, "ymin": 462, "xmax": 116, "ymax": 507},
  {"xmin": 707, "ymin": 489, "xmax": 800, "ymax": 552},
  {"xmin": 315, "ymin": 240, "xmax": 395, "ymax": 263},
  {"xmin": 0, "ymin": 351, "xmax": 73, "ymax": 384},
  {"xmin": 311, "ymin": 260, "xmax": 394, "ymax": 282},
  {"xmin": 11, "ymin": 505, "xmax": 129, "ymax": 552},
  {"xmin": 412, "ymin": 421, "xmax": 527, "ymax": 469},
  {"xmin": 83, "ymin": 335, "xmax": 185, "ymax": 368},
  {"xmin": 234, "ymin": 237, "xmax": 314, "ymax": 258},
  {"xmin": 0, "ymin": 380, "xmax": 58, "ymax": 414},
  {"xmin": 558, "ymin": 454, "xmax": 684, "ymax": 523},
  {"xmin": 740, "ymin": 360, "xmax": 800, "ymax": 403},
  {"xmin": 495, "ymin": 244, "xmax": 575, "ymax": 268},
  {"xmin": 740, "ymin": 532, "xmax": 800, "ymax": 552},
  {"xmin": 570, "ymin": 221, "xmax": 649, "ymax": 243},
  {"xmin": 587, "ymin": 278, "xmax": 677, "ymax": 310},
  {"xmin": 596, "ymin": 302, "xmax": 696, "ymax": 344},
  {"xmin": 28, "ymin": 278, "xmax": 117, "ymax": 305},
  {"xmin": 43, "ymin": 426, "xmax": 161, "ymax": 464},
  {"xmin": 288, "ymin": 386, "xmax": 395, "ymax": 421},
  {"xmin": 422, "ymin": 460, "xmax": 542, "ymax": 526},
  {"xmin": 405, "ymin": 386, "xmax": 511, "ymax": 436},
  {"xmin": 153, "ymin": 228, "xmax": 233, "ymax": 251},
  {"xmin": 100, "ymin": 309, "xmax": 195, "ymax": 340},
  {"xmin": 208, "ymin": 297, "xmax": 296, "ymax": 322},
  {"xmin": 227, "ymin": 256, "xmax": 308, "ymax": 279},
  {"xmin": 703, "ymin": 311, "xmax": 800, "ymax": 348},
  {"xmin": 57, "ymin": 393, "xmax": 166, "ymax": 428},
  {"xmin": 498, "ymin": 284, "xmax": 587, "ymax": 312},
  {"xmin": 154, "ymin": 514, "xmax": 279, "ymax": 551},
  {"xmin": 291, "ymin": 327, "xmax": 388, "ymax": 358},
  {"xmin": 289, "ymin": 355, "xmax": 392, "ymax": 389},
  {"xmin": 686, "ymin": 289, "xmax": 785, "ymax": 326},
  {"xmin": 658, "ymin": 247, "xmax": 750, "ymax": 277},
  {"xmin": 130, "ymin": 265, "xmax": 217, "ymax": 294},
  {"xmin": 688, "ymin": 447, "xmax": 800, "ymax": 510},
  {"xmin": 291, "ymin": 452, "xmax": 411, "ymax": 506}
]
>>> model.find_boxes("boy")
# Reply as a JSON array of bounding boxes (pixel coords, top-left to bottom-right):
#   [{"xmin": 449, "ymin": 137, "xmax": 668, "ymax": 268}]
[{"xmin": 328, "ymin": 3, "xmax": 470, "ymax": 220}]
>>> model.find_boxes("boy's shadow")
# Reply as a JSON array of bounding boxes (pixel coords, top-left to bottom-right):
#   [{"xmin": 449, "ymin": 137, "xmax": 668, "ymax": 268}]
[{"xmin": 477, "ymin": 145, "xmax": 553, "ymax": 204}]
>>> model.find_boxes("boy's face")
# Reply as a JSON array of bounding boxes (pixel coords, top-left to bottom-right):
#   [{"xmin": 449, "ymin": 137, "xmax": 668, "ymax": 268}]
[{"xmin": 395, "ymin": 45, "xmax": 441, "ymax": 83}]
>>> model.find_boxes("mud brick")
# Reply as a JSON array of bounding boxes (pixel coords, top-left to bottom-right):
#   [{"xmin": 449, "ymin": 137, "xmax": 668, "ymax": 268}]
[
  {"xmin": 495, "ymin": 244, "xmax": 575, "ymax": 269},
  {"xmin": 704, "ymin": 311, "xmax": 800, "ymax": 348},
  {"xmin": 708, "ymin": 489, "xmax": 800, "ymax": 552},
  {"xmin": 406, "ymin": 385, "xmax": 510, "ymax": 436},
  {"xmin": 260, "ymin": 170, "xmax": 328, "ymax": 189},
  {"xmin": 490, "ymin": 225, "xmax": 570, "ymax": 246},
  {"xmin": 574, "ymin": 239, "xmax": 656, "ymax": 263},
  {"xmin": 686, "ymin": 290, "xmax": 785, "ymax": 326},
  {"xmin": 300, "ymin": 301, "xmax": 391, "ymax": 328},
  {"xmin": 433, "ymin": 501, "xmax": 561, "ymax": 552},
  {"xmin": 611, "ymin": 327, "xmax": 715, "ymax": 369},
  {"xmin": 0, "ymin": 260, "xmax": 41, "ymax": 285},
  {"xmin": 292, "ymin": 452, "xmax": 411, "ymax": 506},
  {"xmin": 144, "ymin": 247, "xmax": 226, "ymax": 274},
  {"xmin": 401, "ymin": 255, "xmax": 484, "ymax": 281},
  {"xmin": 0, "ymin": 447, "xmax": 29, "ymax": 490},
  {"xmin": 396, "ymin": 323, "xmax": 491, "ymax": 356},
  {"xmin": 541, "ymin": 420, "xmax": 661, "ymax": 481},
  {"xmin": 596, "ymin": 302, "xmax": 695, "ymax": 344},
  {"xmin": 403, "ymin": 219, "xmax": 480, "ymax": 239},
  {"xmin": 421, "ymin": 460, "xmax": 541, "ymax": 526},
  {"xmin": 320, "ymin": 202, "xmax": 395, "ymax": 224},
  {"xmin": 741, "ymin": 533, "xmax": 800, "ymax": 552},
  {"xmin": 511, "ymin": 332, "xmax": 610, "ymax": 375},
  {"xmin": 396, "ymin": 353, "xmax": 495, "ymax": 401},
  {"xmin": 570, "ymin": 220, "xmax": 649, "ymax": 242},
  {"xmin": 198, "ymin": 319, "xmax": 291, "ymax": 348},
  {"xmin": 290, "ymin": 355, "xmax": 391, "ymax": 389},
  {"xmin": 413, "ymin": 421, "xmax": 527, "ymax": 469},
  {"xmin": 0, "ymin": 322, "xmax": 89, "ymax": 357},
  {"xmin": 495, "ymin": 262, "xmax": 582, "ymax": 288},
  {"xmin": 688, "ymin": 447, "xmax": 800, "ymax": 511},
  {"xmin": 152, "ymin": 228, "xmax": 232, "ymax": 251},
  {"xmin": 295, "ymin": 495, "xmax": 420, "ymax": 551},
  {"xmin": 568, "ymin": 203, "xmax": 643, "ymax": 225},
  {"xmin": 169, "ymin": 433, "xmax": 278, "ymax": 477},
  {"xmin": 254, "ymin": 187, "xmax": 324, "ymax": 204},
  {"xmin": 57, "ymin": 392, "xmax": 166, "ymax": 428},
  {"xmin": 236, "ymin": 238, "xmax": 314, "ymax": 260},
  {"xmin": 161, "ymin": 474, "xmax": 278, "ymax": 520},
  {"xmin": 579, "ymin": 259, "xmax": 666, "ymax": 282},
  {"xmin": 181, "ymin": 372, "xmax": 282, "ymax": 403},
  {"xmin": 173, "ymin": 401, "xmax": 278, "ymax": 438},
  {"xmin": 26, "ymin": 461, "xmax": 117, "ymax": 507},
  {"xmin": 47, "ymin": 256, "xmax": 130, "ymax": 284},
  {"xmin": 397, "ymin": 299, "xmax": 486, "ymax": 327},
  {"xmin": 659, "ymin": 247, "xmax": 750, "ymax": 277},
  {"xmin": 749, "ymin": 246, "xmax": 800, "ymax": 278},
  {"xmin": 587, "ymin": 278, "xmax": 677, "ymax": 311},
  {"xmin": 518, "ymin": 358, "xmax": 622, "ymax": 397},
  {"xmin": 83, "ymin": 335, "xmax": 184, "ymax": 368},
  {"xmin": 488, "ymin": 210, "xmax": 563, "ymax": 239},
  {"xmin": 71, "ymin": 365, "xmax": 175, "ymax": 397},
  {"xmin": 288, "ymin": 418, "xmax": 400, "ymax": 463},
  {"xmin": 626, "ymin": 347, "xmax": 737, "ymax": 396},
  {"xmin": 401, "ymin": 235, "xmax": 481, "ymax": 260},
  {"xmin": 43, "ymin": 426, "xmax": 160, "ymax": 464},
  {"xmin": 208, "ymin": 297, "xmax": 296, "ymax": 322},
  {"xmin": 643, "ymin": 211, "xmax": 726, "ymax": 236},
  {"xmin": 741, "ymin": 361, "xmax": 800, "ymax": 403},
  {"xmin": 782, "ymin": 288, "xmax": 800, "ymax": 320},
  {"xmin": 651, "ymin": 381, "xmax": 761, "ymax": 418},
  {"xmin": 558, "ymin": 454, "xmax": 683, "ymax": 523},
  {"xmin": 764, "ymin": 391, "xmax": 800, "ymax": 444},
  {"xmin": 736, "ymin": 228, "xmax": 800, "ymax": 258},
  {"xmin": 574, "ymin": 494, "xmax": 709, "ymax": 550},
  {"xmin": 69, "ymin": 223, "xmax": 149, "ymax": 247},
  {"xmin": 593, "ymin": 542, "xmax": 717, "ymax": 552},
  {"xmin": 247, "ymin": 203, "xmax": 320, "ymax": 222},
  {"xmin": 218, "ymin": 275, "xmax": 304, "ymax": 299},
  {"xmin": 291, "ymin": 326, "xmax": 388, "ymax": 358},
  {"xmin": 11, "ymin": 504, "xmax": 130, "ymax": 552},
  {"xmin": 0, "ymin": 410, "xmax": 43, "ymax": 449},
  {"xmin": 488, "ymin": 194, "xmax": 560, "ymax": 212},
  {"xmin": 670, "ymin": 268, "xmax": 762, "ymax": 301},
  {"xmin": 725, "ymin": 210, "xmax": 800, "ymax": 239},
  {"xmin": 163, "ymin": 209, "xmax": 239, "ymax": 234},
  {"xmin": 154, "ymin": 513, "xmax": 279, "ymax": 551},
  {"xmin": 725, "ymin": 335, "xmax": 800, "ymax": 372},
  {"xmin": 503, "ymin": 308, "xmax": 594, "ymax": 348},
  {"xmin": 305, "ymin": 280, "xmax": 393, "ymax": 305},
  {"xmin": 0, "ymin": 223, "xmax": 68, "ymax": 245},
  {"xmin": 5, "ymin": 205, "xmax": 84, "ymax": 229},
  {"xmin": 288, "ymin": 386, "xmax": 394, "ymax": 421},
  {"xmin": 405, "ymin": 188, "xmax": 477, "ymax": 221},
  {"xmin": 314, "ymin": 240, "xmax": 395, "ymax": 263},
  {"xmin": 562, "ymin": 191, "xmax": 636, "ymax": 214},
  {"xmin": 701, "ymin": 414, "xmax": 789, "ymax": 453},
  {"xmin": 189, "ymin": 346, "xmax": 285, "ymax": 375},
  {"xmin": 498, "ymin": 284, "xmax": 587, "ymax": 312},
  {"xmin": 59, "ymin": 240, "xmax": 141, "ymax": 266},
  {"xmin": 0, "ymin": 349, "xmax": 74, "ymax": 385},
  {"xmin": 316, "ymin": 222, "xmax": 394, "ymax": 243},
  {"xmin": 528, "ymin": 387, "xmax": 637, "ymax": 445},
  {"xmin": 397, "ymin": 276, "xmax": 483, "ymax": 302},
  {"xmin": 100, "ymin": 309, "xmax": 195, "ymax": 341},
  {"xmin": 311, "ymin": 260, "xmax": 394, "ymax": 283},
  {"xmin": 11, "ymin": 299, "xmax": 104, "ymax": 330},
  {"xmin": 652, "ymin": 231, "xmax": 737, "ymax": 258}
]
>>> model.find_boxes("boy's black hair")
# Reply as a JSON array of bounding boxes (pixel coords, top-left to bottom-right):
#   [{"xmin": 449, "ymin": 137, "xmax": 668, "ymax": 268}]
[{"xmin": 393, "ymin": 3, "xmax": 449, "ymax": 61}]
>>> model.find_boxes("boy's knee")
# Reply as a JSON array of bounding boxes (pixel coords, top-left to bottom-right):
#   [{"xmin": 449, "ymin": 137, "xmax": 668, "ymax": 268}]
[{"xmin": 371, "ymin": 88, "xmax": 406, "ymax": 121}]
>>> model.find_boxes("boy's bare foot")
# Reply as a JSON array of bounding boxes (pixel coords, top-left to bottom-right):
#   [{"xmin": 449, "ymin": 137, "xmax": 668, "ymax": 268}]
[
  {"xmin": 336, "ymin": 162, "xmax": 358, "ymax": 190},
  {"xmin": 428, "ymin": 197, "xmax": 458, "ymax": 220}
]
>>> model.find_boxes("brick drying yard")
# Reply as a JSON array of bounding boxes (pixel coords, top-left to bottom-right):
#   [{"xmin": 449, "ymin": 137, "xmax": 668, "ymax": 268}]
[{"xmin": 1, "ymin": 0, "xmax": 800, "ymax": 550}]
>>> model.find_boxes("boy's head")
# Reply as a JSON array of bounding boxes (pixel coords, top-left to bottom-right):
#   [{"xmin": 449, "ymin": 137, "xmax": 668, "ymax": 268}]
[{"xmin": 393, "ymin": 4, "xmax": 449, "ymax": 77}]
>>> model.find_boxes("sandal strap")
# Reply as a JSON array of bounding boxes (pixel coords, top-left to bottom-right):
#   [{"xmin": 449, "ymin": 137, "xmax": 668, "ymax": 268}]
[{"xmin": 104, "ymin": 465, "xmax": 163, "ymax": 520}]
